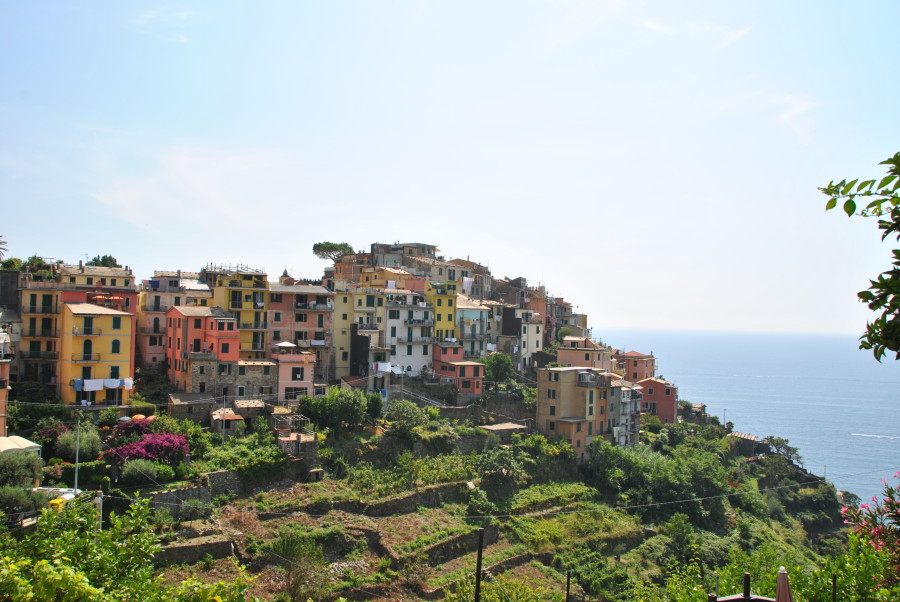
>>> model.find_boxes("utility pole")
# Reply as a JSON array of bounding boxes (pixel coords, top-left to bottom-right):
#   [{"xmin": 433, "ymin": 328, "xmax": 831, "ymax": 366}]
[
  {"xmin": 74, "ymin": 411, "xmax": 81, "ymax": 493},
  {"xmin": 474, "ymin": 527, "xmax": 485, "ymax": 602},
  {"xmin": 94, "ymin": 491, "xmax": 103, "ymax": 542}
]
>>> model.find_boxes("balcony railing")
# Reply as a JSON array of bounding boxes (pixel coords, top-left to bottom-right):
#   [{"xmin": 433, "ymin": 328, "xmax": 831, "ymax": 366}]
[
  {"xmin": 141, "ymin": 305, "xmax": 168, "ymax": 313},
  {"xmin": 404, "ymin": 319, "xmax": 434, "ymax": 326},
  {"xmin": 23, "ymin": 351, "xmax": 58, "ymax": 360},
  {"xmin": 577, "ymin": 377, "xmax": 608, "ymax": 388},
  {"xmin": 357, "ymin": 323, "xmax": 380, "ymax": 332},
  {"xmin": 295, "ymin": 302, "xmax": 333, "ymax": 311},
  {"xmin": 396, "ymin": 336, "xmax": 433, "ymax": 344},
  {"xmin": 354, "ymin": 306, "xmax": 376, "ymax": 312},
  {"xmin": 139, "ymin": 327, "xmax": 167, "ymax": 334},
  {"xmin": 24, "ymin": 305, "xmax": 58, "ymax": 314},
  {"xmin": 72, "ymin": 327, "xmax": 102, "ymax": 336},
  {"xmin": 240, "ymin": 322, "xmax": 268, "ymax": 330},
  {"xmin": 24, "ymin": 329, "xmax": 58, "ymax": 338},
  {"xmin": 71, "ymin": 353, "xmax": 100, "ymax": 362}
]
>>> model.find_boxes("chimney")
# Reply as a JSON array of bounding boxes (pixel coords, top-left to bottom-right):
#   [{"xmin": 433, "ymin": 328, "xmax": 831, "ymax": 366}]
[
  {"xmin": 79, "ymin": 260, "xmax": 84, "ymax": 273},
  {"xmin": 177, "ymin": 270, "xmax": 181, "ymax": 278}
]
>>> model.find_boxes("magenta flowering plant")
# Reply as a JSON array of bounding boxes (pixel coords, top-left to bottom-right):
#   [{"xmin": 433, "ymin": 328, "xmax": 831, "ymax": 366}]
[
  {"xmin": 104, "ymin": 432, "xmax": 188, "ymax": 468},
  {"xmin": 108, "ymin": 418, "xmax": 153, "ymax": 447},
  {"xmin": 841, "ymin": 473, "xmax": 900, "ymax": 588}
]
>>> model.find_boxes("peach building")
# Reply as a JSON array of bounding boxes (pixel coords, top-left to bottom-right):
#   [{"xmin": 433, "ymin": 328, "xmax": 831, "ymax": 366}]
[
  {"xmin": 637, "ymin": 377, "xmax": 678, "ymax": 424},
  {"xmin": 613, "ymin": 350, "xmax": 657, "ymax": 382}
]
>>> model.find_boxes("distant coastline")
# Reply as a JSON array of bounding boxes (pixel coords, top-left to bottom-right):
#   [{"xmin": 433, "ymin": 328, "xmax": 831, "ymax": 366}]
[{"xmin": 595, "ymin": 329, "xmax": 900, "ymax": 502}]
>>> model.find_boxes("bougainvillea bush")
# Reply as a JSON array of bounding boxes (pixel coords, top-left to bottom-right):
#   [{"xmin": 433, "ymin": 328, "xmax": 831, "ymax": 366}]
[
  {"xmin": 103, "ymin": 432, "xmax": 188, "ymax": 468},
  {"xmin": 842, "ymin": 472, "xmax": 900, "ymax": 588},
  {"xmin": 107, "ymin": 418, "xmax": 153, "ymax": 447}
]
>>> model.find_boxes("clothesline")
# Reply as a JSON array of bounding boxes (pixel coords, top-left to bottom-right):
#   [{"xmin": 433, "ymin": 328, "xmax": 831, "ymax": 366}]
[{"xmin": 71, "ymin": 377, "xmax": 134, "ymax": 392}]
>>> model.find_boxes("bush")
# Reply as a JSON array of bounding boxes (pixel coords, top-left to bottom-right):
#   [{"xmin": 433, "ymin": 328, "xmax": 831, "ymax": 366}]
[
  {"xmin": 59, "ymin": 460, "xmax": 107, "ymax": 488},
  {"xmin": 104, "ymin": 433, "xmax": 189, "ymax": 468},
  {"xmin": 55, "ymin": 427, "xmax": 102, "ymax": 463},
  {"xmin": 180, "ymin": 498, "xmax": 212, "ymax": 521},
  {"xmin": 0, "ymin": 451, "xmax": 44, "ymax": 488},
  {"xmin": 121, "ymin": 459, "xmax": 175, "ymax": 486},
  {"xmin": 0, "ymin": 486, "xmax": 50, "ymax": 518}
]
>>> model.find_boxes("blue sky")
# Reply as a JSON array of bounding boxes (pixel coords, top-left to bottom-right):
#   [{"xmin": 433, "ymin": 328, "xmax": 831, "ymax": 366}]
[{"xmin": 2, "ymin": 1, "xmax": 899, "ymax": 334}]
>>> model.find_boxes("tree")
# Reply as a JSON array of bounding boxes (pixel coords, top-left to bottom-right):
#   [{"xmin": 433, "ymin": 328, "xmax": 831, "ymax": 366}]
[
  {"xmin": 311, "ymin": 241, "xmax": 354, "ymax": 261},
  {"xmin": 384, "ymin": 399, "xmax": 428, "ymax": 434},
  {"xmin": 0, "ymin": 451, "xmax": 43, "ymax": 488},
  {"xmin": 366, "ymin": 392, "xmax": 383, "ymax": 420},
  {"xmin": 0, "ymin": 235, "xmax": 7, "ymax": 260},
  {"xmin": 822, "ymin": 152, "xmax": 900, "ymax": 360},
  {"xmin": 86, "ymin": 254, "xmax": 121, "ymax": 268},
  {"xmin": 480, "ymin": 352, "xmax": 515, "ymax": 382},
  {"xmin": 765, "ymin": 435, "xmax": 801, "ymax": 464}
]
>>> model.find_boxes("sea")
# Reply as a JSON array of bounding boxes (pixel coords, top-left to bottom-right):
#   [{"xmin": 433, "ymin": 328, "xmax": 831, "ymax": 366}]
[{"xmin": 595, "ymin": 329, "xmax": 900, "ymax": 503}]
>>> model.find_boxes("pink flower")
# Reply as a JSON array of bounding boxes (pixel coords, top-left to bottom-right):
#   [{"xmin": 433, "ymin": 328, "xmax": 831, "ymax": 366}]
[
  {"xmin": 861, "ymin": 504, "xmax": 870, "ymax": 510},
  {"xmin": 841, "ymin": 506, "xmax": 849, "ymax": 514}
]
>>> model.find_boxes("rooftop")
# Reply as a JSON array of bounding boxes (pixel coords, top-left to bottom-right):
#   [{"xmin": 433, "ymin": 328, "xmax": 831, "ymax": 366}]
[
  {"xmin": 170, "ymin": 306, "xmax": 234, "ymax": 319},
  {"xmin": 66, "ymin": 303, "xmax": 130, "ymax": 316},
  {"xmin": 59, "ymin": 264, "xmax": 133, "ymax": 278}
]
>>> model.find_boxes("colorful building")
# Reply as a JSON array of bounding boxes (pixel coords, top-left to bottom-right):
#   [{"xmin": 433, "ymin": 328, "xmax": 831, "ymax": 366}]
[
  {"xmin": 637, "ymin": 377, "xmax": 678, "ymax": 424},
  {"xmin": 59, "ymin": 303, "xmax": 135, "ymax": 405},
  {"xmin": 613, "ymin": 350, "xmax": 657, "ymax": 382},
  {"xmin": 536, "ymin": 367, "xmax": 614, "ymax": 463},
  {"xmin": 201, "ymin": 264, "xmax": 270, "ymax": 360},
  {"xmin": 557, "ymin": 336, "xmax": 614, "ymax": 371},
  {"xmin": 267, "ymin": 282, "xmax": 334, "ymax": 381}
]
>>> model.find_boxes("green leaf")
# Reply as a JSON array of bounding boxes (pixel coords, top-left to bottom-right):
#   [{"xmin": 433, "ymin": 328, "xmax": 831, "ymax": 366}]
[
  {"xmin": 842, "ymin": 179, "xmax": 858, "ymax": 195},
  {"xmin": 856, "ymin": 179, "xmax": 876, "ymax": 192},
  {"xmin": 877, "ymin": 174, "xmax": 897, "ymax": 190},
  {"xmin": 843, "ymin": 199, "xmax": 856, "ymax": 216},
  {"xmin": 825, "ymin": 198, "xmax": 837, "ymax": 210}
]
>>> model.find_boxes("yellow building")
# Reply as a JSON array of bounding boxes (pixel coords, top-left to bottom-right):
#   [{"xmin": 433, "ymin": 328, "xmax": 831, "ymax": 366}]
[
  {"xmin": 19, "ymin": 283, "xmax": 62, "ymax": 389},
  {"xmin": 59, "ymin": 303, "xmax": 135, "ymax": 405},
  {"xmin": 201, "ymin": 264, "xmax": 269, "ymax": 360},
  {"xmin": 330, "ymin": 288, "xmax": 389, "ymax": 381},
  {"xmin": 426, "ymin": 281, "xmax": 458, "ymax": 341}
]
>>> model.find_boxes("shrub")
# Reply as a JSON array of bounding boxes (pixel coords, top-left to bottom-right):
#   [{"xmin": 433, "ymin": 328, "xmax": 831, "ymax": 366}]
[
  {"xmin": 121, "ymin": 459, "xmax": 175, "ymax": 486},
  {"xmin": 104, "ymin": 433, "xmax": 189, "ymax": 468},
  {"xmin": 55, "ymin": 427, "xmax": 102, "ymax": 463},
  {"xmin": 0, "ymin": 486, "xmax": 50, "ymax": 517},
  {"xmin": 180, "ymin": 498, "xmax": 212, "ymax": 521},
  {"xmin": 0, "ymin": 451, "xmax": 43, "ymax": 488}
]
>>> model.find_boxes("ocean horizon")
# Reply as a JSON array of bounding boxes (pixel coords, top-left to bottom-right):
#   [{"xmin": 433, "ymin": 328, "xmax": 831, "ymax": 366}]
[{"xmin": 594, "ymin": 328, "xmax": 900, "ymax": 503}]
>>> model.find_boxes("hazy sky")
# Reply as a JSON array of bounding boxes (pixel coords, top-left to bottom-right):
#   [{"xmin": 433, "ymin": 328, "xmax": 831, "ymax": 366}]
[{"xmin": 2, "ymin": 1, "xmax": 898, "ymax": 334}]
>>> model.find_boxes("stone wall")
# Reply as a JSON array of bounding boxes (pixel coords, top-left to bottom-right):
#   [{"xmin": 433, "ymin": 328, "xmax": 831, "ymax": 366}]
[
  {"xmin": 154, "ymin": 535, "xmax": 234, "ymax": 566},
  {"xmin": 147, "ymin": 484, "xmax": 211, "ymax": 519}
]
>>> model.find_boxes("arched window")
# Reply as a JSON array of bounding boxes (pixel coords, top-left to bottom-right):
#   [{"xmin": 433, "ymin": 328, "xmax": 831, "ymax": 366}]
[
  {"xmin": 82, "ymin": 339, "xmax": 92, "ymax": 360},
  {"xmin": 111, "ymin": 339, "xmax": 121, "ymax": 354}
]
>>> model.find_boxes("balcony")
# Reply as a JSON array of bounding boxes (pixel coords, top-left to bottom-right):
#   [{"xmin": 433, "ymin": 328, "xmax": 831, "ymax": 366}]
[
  {"xmin": 22, "ymin": 351, "xmax": 58, "ymax": 360},
  {"xmin": 71, "ymin": 353, "xmax": 100, "ymax": 362},
  {"xmin": 139, "ymin": 327, "xmax": 167, "ymax": 335},
  {"xmin": 295, "ymin": 302, "xmax": 333, "ymax": 311},
  {"xmin": 23, "ymin": 329, "xmax": 58, "ymax": 338},
  {"xmin": 459, "ymin": 332, "xmax": 488, "ymax": 341},
  {"xmin": 576, "ymin": 377, "xmax": 608, "ymax": 388},
  {"xmin": 357, "ymin": 323, "xmax": 380, "ymax": 332},
  {"xmin": 24, "ymin": 305, "xmax": 58, "ymax": 314},
  {"xmin": 396, "ymin": 336, "xmax": 433, "ymax": 344},
  {"xmin": 188, "ymin": 351, "xmax": 217, "ymax": 360},
  {"xmin": 141, "ymin": 305, "xmax": 168, "ymax": 313},
  {"xmin": 240, "ymin": 322, "xmax": 268, "ymax": 330},
  {"xmin": 72, "ymin": 327, "xmax": 102, "ymax": 336},
  {"xmin": 404, "ymin": 319, "xmax": 434, "ymax": 326},
  {"xmin": 354, "ymin": 306, "xmax": 376, "ymax": 313}
]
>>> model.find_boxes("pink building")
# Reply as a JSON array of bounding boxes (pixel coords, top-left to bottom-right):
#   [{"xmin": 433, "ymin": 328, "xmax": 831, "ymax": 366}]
[
  {"xmin": 432, "ymin": 341, "xmax": 483, "ymax": 394},
  {"xmin": 637, "ymin": 377, "xmax": 678, "ymax": 424},
  {"xmin": 557, "ymin": 336, "xmax": 613, "ymax": 371},
  {"xmin": 270, "ymin": 347, "xmax": 317, "ymax": 401},
  {"xmin": 268, "ymin": 283, "xmax": 334, "ymax": 381},
  {"xmin": 613, "ymin": 350, "xmax": 656, "ymax": 382},
  {"xmin": 165, "ymin": 306, "xmax": 240, "ymax": 391}
]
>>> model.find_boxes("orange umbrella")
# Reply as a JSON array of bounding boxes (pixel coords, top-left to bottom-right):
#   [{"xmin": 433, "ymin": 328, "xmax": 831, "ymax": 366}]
[{"xmin": 132, "ymin": 414, "xmax": 146, "ymax": 420}]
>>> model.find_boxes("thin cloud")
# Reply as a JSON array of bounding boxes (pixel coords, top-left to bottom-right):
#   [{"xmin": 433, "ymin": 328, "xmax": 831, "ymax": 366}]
[{"xmin": 775, "ymin": 93, "xmax": 814, "ymax": 142}]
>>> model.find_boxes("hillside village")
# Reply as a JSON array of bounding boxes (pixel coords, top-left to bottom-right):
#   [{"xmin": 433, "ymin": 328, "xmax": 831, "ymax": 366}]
[
  {"xmin": 0, "ymin": 243, "xmax": 875, "ymax": 601},
  {"xmin": 0, "ymin": 241, "xmax": 680, "ymax": 448}
]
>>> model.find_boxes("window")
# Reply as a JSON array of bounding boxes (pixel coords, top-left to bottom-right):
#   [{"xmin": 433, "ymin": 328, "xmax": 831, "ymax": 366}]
[
  {"xmin": 342, "ymin": 351, "xmax": 349, "ymax": 361},
  {"xmin": 390, "ymin": 345, "xmax": 396, "ymax": 355},
  {"xmin": 589, "ymin": 405, "xmax": 594, "ymax": 416},
  {"xmin": 437, "ymin": 298, "xmax": 442, "ymax": 306},
  {"xmin": 274, "ymin": 311, "xmax": 281, "ymax": 322},
  {"xmin": 342, "ymin": 313, "xmax": 348, "ymax": 320},
  {"xmin": 270, "ymin": 294, "xmax": 282, "ymax": 302},
  {"xmin": 174, "ymin": 297, "xmax": 181, "ymax": 306},
  {"xmin": 423, "ymin": 345, "xmax": 428, "ymax": 355},
  {"xmin": 259, "ymin": 386, "xmax": 273, "ymax": 395},
  {"xmin": 194, "ymin": 318, "xmax": 201, "ymax": 328},
  {"xmin": 448, "ymin": 299, "xmax": 453, "ymax": 307},
  {"xmin": 648, "ymin": 388, "xmax": 654, "ymax": 395},
  {"xmin": 459, "ymin": 366, "xmax": 467, "ymax": 377},
  {"xmin": 548, "ymin": 389, "xmax": 557, "ymax": 399},
  {"xmin": 389, "ymin": 309, "xmax": 399, "ymax": 319},
  {"xmin": 86, "ymin": 277, "xmax": 93, "ymax": 285},
  {"xmin": 549, "ymin": 421, "xmax": 555, "ymax": 431},
  {"xmin": 665, "ymin": 388, "xmax": 671, "ymax": 396},
  {"xmin": 219, "ymin": 364, "xmax": 231, "ymax": 375},
  {"xmin": 199, "ymin": 382, "xmax": 205, "ymax": 393},
  {"xmin": 292, "ymin": 367, "xmax": 305, "ymax": 381},
  {"xmin": 263, "ymin": 365, "xmax": 270, "ymax": 375},
  {"xmin": 238, "ymin": 365, "xmax": 246, "ymax": 376},
  {"xmin": 447, "ymin": 313, "xmax": 452, "ymax": 322},
  {"xmin": 462, "ymin": 380, "xmax": 470, "ymax": 388},
  {"xmin": 588, "ymin": 422, "xmax": 593, "ymax": 435},
  {"xmin": 407, "ymin": 345, "xmax": 412, "ymax": 355},
  {"xmin": 112, "ymin": 317, "xmax": 122, "ymax": 329},
  {"xmin": 110, "ymin": 278, "xmax": 117, "ymax": 286},
  {"xmin": 585, "ymin": 353, "xmax": 590, "ymax": 361},
  {"xmin": 576, "ymin": 422, "xmax": 581, "ymax": 433},
  {"xmin": 111, "ymin": 339, "xmax": 120, "ymax": 354},
  {"xmin": 549, "ymin": 372, "xmax": 559, "ymax": 382},
  {"xmin": 110, "ymin": 366, "xmax": 120, "ymax": 379},
  {"xmin": 199, "ymin": 366, "xmax": 205, "ymax": 374},
  {"xmin": 222, "ymin": 343, "xmax": 230, "ymax": 354},
  {"xmin": 296, "ymin": 313, "xmax": 307, "ymax": 322},
  {"xmin": 549, "ymin": 405, "xmax": 556, "ymax": 416},
  {"xmin": 273, "ymin": 330, "xmax": 281, "ymax": 341},
  {"xmin": 238, "ymin": 386, "xmax": 245, "ymax": 396}
]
